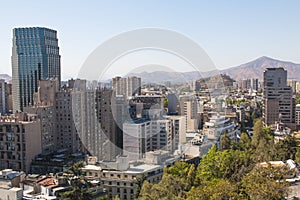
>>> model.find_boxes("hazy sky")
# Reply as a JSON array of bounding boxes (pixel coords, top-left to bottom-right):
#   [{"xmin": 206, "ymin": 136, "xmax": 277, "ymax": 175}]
[{"xmin": 1, "ymin": 0, "xmax": 300, "ymax": 80}]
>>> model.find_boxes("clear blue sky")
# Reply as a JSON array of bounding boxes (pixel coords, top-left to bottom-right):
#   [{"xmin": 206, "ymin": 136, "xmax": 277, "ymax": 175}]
[{"xmin": 1, "ymin": 0, "xmax": 300, "ymax": 80}]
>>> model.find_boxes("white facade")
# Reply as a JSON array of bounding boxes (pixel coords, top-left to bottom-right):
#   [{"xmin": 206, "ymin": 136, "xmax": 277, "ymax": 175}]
[
  {"xmin": 112, "ymin": 76, "xmax": 141, "ymax": 98},
  {"xmin": 123, "ymin": 117, "xmax": 185, "ymax": 161},
  {"xmin": 296, "ymin": 104, "xmax": 300, "ymax": 125},
  {"xmin": 203, "ymin": 115, "xmax": 240, "ymax": 142},
  {"xmin": 123, "ymin": 120, "xmax": 151, "ymax": 161}
]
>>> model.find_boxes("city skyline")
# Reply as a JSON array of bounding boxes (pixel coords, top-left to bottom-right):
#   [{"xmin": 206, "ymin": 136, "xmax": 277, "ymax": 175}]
[{"xmin": 0, "ymin": 1, "xmax": 300, "ymax": 80}]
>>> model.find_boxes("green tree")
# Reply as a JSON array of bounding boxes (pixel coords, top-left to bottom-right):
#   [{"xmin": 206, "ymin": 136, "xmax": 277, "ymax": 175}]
[
  {"xmin": 61, "ymin": 177, "xmax": 93, "ymax": 200},
  {"xmin": 295, "ymin": 147, "xmax": 300, "ymax": 163},
  {"xmin": 67, "ymin": 161, "xmax": 85, "ymax": 176},
  {"xmin": 113, "ymin": 195, "xmax": 121, "ymax": 200},
  {"xmin": 241, "ymin": 165, "xmax": 289, "ymax": 200},
  {"xmin": 163, "ymin": 98, "xmax": 168, "ymax": 108},
  {"xmin": 253, "ymin": 130, "xmax": 275, "ymax": 162},
  {"xmin": 165, "ymin": 161, "xmax": 191, "ymax": 177},
  {"xmin": 239, "ymin": 132, "xmax": 251, "ymax": 150},
  {"xmin": 274, "ymin": 135, "xmax": 298, "ymax": 161},
  {"xmin": 187, "ymin": 179, "xmax": 243, "ymax": 200},
  {"xmin": 134, "ymin": 174, "xmax": 146, "ymax": 199},
  {"xmin": 138, "ymin": 175, "xmax": 186, "ymax": 200},
  {"xmin": 61, "ymin": 162, "xmax": 93, "ymax": 200},
  {"xmin": 251, "ymin": 118, "xmax": 263, "ymax": 147},
  {"xmin": 220, "ymin": 134, "xmax": 231, "ymax": 151}
]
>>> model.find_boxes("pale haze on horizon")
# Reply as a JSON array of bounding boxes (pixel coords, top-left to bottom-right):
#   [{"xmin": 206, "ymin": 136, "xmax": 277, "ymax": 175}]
[{"xmin": 0, "ymin": 0, "xmax": 300, "ymax": 80}]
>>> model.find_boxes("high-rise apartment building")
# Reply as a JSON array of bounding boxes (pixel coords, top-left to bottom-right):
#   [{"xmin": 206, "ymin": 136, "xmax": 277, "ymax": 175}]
[
  {"xmin": 0, "ymin": 113, "xmax": 42, "ymax": 173},
  {"xmin": 6, "ymin": 83, "xmax": 13, "ymax": 113},
  {"xmin": 96, "ymin": 88, "xmax": 121, "ymax": 161},
  {"xmin": 127, "ymin": 76, "xmax": 142, "ymax": 97},
  {"xmin": 287, "ymin": 80, "xmax": 297, "ymax": 94},
  {"xmin": 112, "ymin": 77, "xmax": 127, "ymax": 97},
  {"xmin": 24, "ymin": 80, "xmax": 59, "ymax": 155},
  {"xmin": 179, "ymin": 96, "xmax": 199, "ymax": 132},
  {"xmin": 56, "ymin": 80, "xmax": 85, "ymax": 153},
  {"xmin": 112, "ymin": 76, "xmax": 141, "ymax": 98},
  {"xmin": 0, "ymin": 80, "xmax": 8, "ymax": 114},
  {"xmin": 295, "ymin": 104, "xmax": 300, "ymax": 126},
  {"xmin": 12, "ymin": 27, "xmax": 61, "ymax": 112},
  {"xmin": 263, "ymin": 68, "xmax": 295, "ymax": 126},
  {"xmin": 123, "ymin": 117, "xmax": 186, "ymax": 161}
]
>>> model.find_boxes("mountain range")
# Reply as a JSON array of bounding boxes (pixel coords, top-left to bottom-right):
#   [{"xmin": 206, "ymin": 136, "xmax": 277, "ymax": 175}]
[
  {"xmin": 0, "ymin": 74, "xmax": 11, "ymax": 83},
  {"xmin": 1, "ymin": 56, "xmax": 300, "ymax": 84},
  {"xmin": 128, "ymin": 56, "xmax": 300, "ymax": 83}
]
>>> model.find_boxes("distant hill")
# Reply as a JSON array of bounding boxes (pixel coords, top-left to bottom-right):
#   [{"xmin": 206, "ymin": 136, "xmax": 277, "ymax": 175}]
[
  {"xmin": 220, "ymin": 56, "xmax": 300, "ymax": 81},
  {"xmin": 128, "ymin": 56, "xmax": 300, "ymax": 83},
  {"xmin": 3, "ymin": 56, "xmax": 299, "ymax": 84},
  {"xmin": 0, "ymin": 74, "xmax": 11, "ymax": 83},
  {"xmin": 127, "ymin": 70, "xmax": 203, "ymax": 84}
]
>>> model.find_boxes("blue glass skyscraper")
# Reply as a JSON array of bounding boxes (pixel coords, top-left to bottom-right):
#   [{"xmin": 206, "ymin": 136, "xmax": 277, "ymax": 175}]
[{"xmin": 12, "ymin": 27, "xmax": 61, "ymax": 112}]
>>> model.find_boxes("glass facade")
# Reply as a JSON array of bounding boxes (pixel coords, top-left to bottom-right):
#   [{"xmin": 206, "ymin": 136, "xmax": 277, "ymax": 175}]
[{"xmin": 12, "ymin": 27, "xmax": 61, "ymax": 111}]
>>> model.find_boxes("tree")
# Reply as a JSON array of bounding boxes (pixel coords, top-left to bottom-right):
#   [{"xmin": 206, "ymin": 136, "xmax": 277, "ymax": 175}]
[
  {"xmin": 61, "ymin": 177, "xmax": 93, "ymax": 200},
  {"xmin": 274, "ymin": 135, "xmax": 297, "ymax": 161},
  {"xmin": 253, "ymin": 130, "xmax": 275, "ymax": 162},
  {"xmin": 138, "ymin": 175, "xmax": 186, "ymax": 200},
  {"xmin": 241, "ymin": 165, "xmax": 289, "ymax": 200},
  {"xmin": 239, "ymin": 132, "xmax": 251, "ymax": 150},
  {"xmin": 295, "ymin": 147, "xmax": 300, "ymax": 163},
  {"xmin": 163, "ymin": 98, "xmax": 168, "ymax": 108},
  {"xmin": 187, "ymin": 179, "xmax": 243, "ymax": 200},
  {"xmin": 67, "ymin": 161, "xmax": 85, "ymax": 176},
  {"xmin": 113, "ymin": 195, "xmax": 121, "ymax": 200},
  {"xmin": 134, "ymin": 174, "xmax": 147, "ymax": 199},
  {"xmin": 252, "ymin": 118, "xmax": 263, "ymax": 147},
  {"xmin": 220, "ymin": 134, "xmax": 231, "ymax": 151},
  {"xmin": 165, "ymin": 161, "xmax": 191, "ymax": 177},
  {"xmin": 61, "ymin": 162, "xmax": 93, "ymax": 200}
]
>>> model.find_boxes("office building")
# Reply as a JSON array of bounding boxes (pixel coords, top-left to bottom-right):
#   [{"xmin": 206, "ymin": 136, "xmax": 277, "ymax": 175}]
[
  {"xmin": 167, "ymin": 93, "xmax": 179, "ymax": 114},
  {"xmin": 263, "ymin": 68, "xmax": 295, "ymax": 126},
  {"xmin": 12, "ymin": 27, "xmax": 61, "ymax": 112}
]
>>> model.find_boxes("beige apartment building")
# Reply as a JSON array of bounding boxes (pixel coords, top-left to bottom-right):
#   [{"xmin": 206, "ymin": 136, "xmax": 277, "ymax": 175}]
[{"xmin": 0, "ymin": 113, "xmax": 42, "ymax": 173}]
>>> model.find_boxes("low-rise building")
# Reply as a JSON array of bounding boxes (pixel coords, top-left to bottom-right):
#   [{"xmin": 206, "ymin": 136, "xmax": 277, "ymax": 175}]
[
  {"xmin": 0, "ymin": 169, "xmax": 25, "ymax": 200},
  {"xmin": 82, "ymin": 152, "xmax": 176, "ymax": 200}
]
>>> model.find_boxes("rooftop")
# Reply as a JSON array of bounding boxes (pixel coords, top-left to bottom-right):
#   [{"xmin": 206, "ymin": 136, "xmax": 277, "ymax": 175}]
[
  {"xmin": 259, "ymin": 161, "xmax": 286, "ymax": 168},
  {"xmin": 103, "ymin": 163, "xmax": 162, "ymax": 174},
  {"xmin": 37, "ymin": 177, "xmax": 57, "ymax": 189}
]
